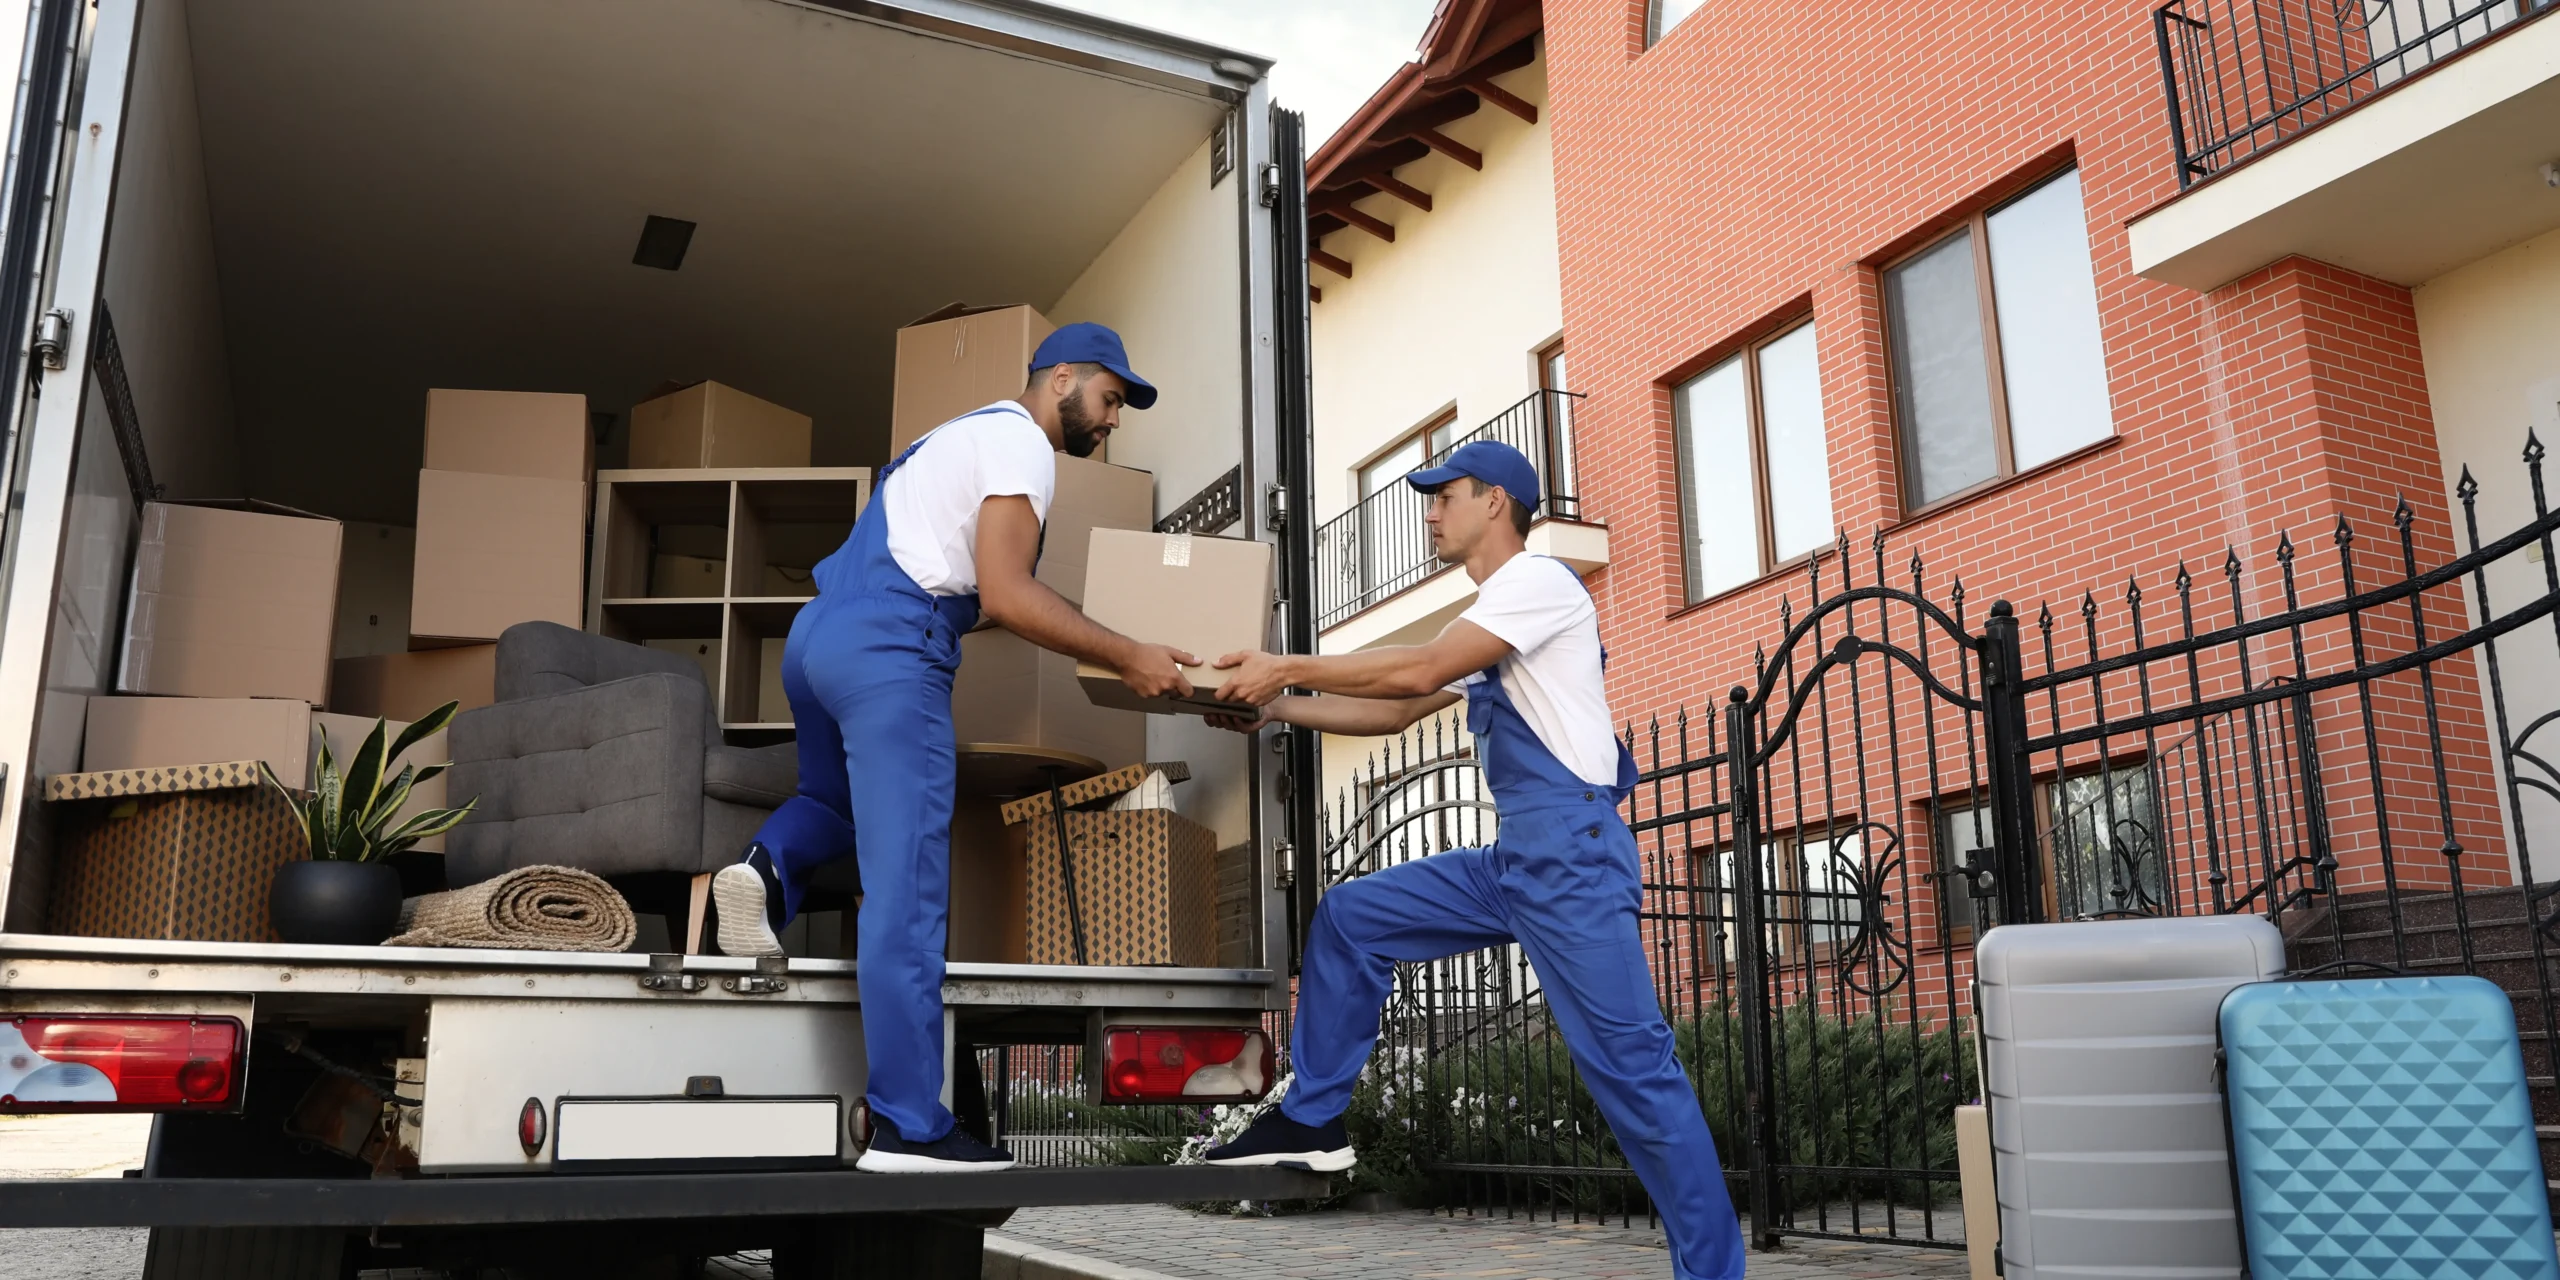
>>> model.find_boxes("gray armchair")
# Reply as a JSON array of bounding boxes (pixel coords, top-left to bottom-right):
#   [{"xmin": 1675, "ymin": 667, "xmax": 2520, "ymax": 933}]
[{"xmin": 446, "ymin": 623, "xmax": 797, "ymax": 897}]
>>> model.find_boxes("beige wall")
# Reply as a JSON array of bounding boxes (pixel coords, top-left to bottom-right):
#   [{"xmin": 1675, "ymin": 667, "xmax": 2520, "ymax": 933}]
[
  {"xmin": 1307, "ymin": 44, "xmax": 1561, "ymax": 813},
  {"xmin": 2414, "ymin": 223, "xmax": 2560, "ymax": 879},
  {"xmin": 1309, "ymin": 46, "xmax": 1562, "ymax": 525}
]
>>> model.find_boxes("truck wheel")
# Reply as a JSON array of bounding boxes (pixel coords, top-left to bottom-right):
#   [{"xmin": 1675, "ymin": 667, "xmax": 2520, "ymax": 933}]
[
  {"xmin": 770, "ymin": 1213, "xmax": 983, "ymax": 1280},
  {"xmin": 141, "ymin": 1227, "xmax": 353, "ymax": 1280}
]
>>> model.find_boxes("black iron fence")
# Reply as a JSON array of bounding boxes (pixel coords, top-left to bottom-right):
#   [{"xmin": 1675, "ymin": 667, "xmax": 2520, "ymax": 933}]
[
  {"xmin": 1317, "ymin": 433, "xmax": 2560, "ymax": 1248},
  {"xmin": 1312, "ymin": 389, "xmax": 1583, "ymax": 632},
  {"xmin": 2154, "ymin": 0, "xmax": 2555, "ymax": 186}
]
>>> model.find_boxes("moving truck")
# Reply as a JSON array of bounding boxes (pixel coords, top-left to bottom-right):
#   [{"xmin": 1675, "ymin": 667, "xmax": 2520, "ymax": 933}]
[{"xmin": 0, "ymin": 0, "xmax": 1328, "ymax": 1273}]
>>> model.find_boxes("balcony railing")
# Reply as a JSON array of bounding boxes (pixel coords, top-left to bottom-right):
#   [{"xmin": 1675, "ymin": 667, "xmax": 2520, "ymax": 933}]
[
  {"xmin": 1312, "ymin": 389, "xmax": 1584, "ymax": 633},
  {"xmin": 2154, "ymin": 0, "xmax": 2555, "ymax": 187}
]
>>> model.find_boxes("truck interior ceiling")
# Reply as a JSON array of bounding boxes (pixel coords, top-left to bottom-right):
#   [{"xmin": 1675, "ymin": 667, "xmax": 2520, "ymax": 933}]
[{"xmin": 10, "ymin": 0, "xmax": 1260, "ymax": 949}]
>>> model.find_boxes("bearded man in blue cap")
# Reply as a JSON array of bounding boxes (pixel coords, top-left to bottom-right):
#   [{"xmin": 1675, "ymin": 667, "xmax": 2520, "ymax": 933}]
[
  {"xmin": 711, "ymin": 322, "xmax": 1195, "ymax": 1173},
  {"xmin": 1198, "ymin": 439, "xmax": 1746, "ymax": 1280}
]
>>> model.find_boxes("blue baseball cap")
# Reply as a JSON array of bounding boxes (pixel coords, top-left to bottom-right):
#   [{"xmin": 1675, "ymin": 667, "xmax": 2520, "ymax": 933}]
[
  {"xmin": 1030, "ymin": 322, "xmax": 1158, "ymax": 411},
  {"xmin": 1405, "ymin": 439, "xmax": 1541, "ymax": 513}
]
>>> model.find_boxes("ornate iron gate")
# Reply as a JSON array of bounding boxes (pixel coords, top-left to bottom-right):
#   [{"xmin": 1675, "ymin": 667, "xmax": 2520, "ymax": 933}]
[{"xmin": 1316, "ymin": 434, "xmax": 2560, "ymax": 1251}]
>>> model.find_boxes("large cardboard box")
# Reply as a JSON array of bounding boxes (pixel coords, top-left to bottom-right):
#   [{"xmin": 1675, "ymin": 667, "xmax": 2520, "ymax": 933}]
[
  {"xmin": 628, "ymin": 381, "xmax": 812, "ymax": 470},
  {"xmin": 329, "ymin": 646, "xmax": 496, "ymax": 722},
  {"xmin": 650, "ymin": 553, "xmax": 727, "ymax": 599},
  {"xmin": 889, "ymin": 303, "xmax": 1053, "ymax": 455},
  {"xmin": 955, "ymin": 629, "xmax": 1144, "ymax": 768},
  {"xmin": 43, "ymin": 762, "xmax": 304, "ymax": 944},
  {"xmin": 1075, "ymin": 530, "xmax": 1274, "ymax": 717},
  {"xmin": 313, "ymin": 712, "xmax": 452, "ymax": 854},
  {"xmin": 1041, "ymin": 456, "xmax": 1153, "ymax": 605},
  {"xmin": 411, "ymin": 469, "xmax": 585, "ymax": 643},
  {"xmin": 1022, "ymin": 808, "xmax": 1217, "ymax": 966},
  {"xmin": 423, "ymin": 389, "xmax": 591, "ymax": 482},
  {"xmin": 118, "ymin": 501, "xmax": 343, "ymax": 706},
  {"xmin": 83, "ymin": 696, "xmax": 312, "ymax": 786}
]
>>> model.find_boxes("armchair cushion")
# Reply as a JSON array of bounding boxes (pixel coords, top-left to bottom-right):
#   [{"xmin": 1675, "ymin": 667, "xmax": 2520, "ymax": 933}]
[
  {"xmin": 704, "ymin": 742, "xmax": 798, "ymax": 808},
  {"xmin": 446, "ymin": 672, "xmax": 709, "ymax": 885}
]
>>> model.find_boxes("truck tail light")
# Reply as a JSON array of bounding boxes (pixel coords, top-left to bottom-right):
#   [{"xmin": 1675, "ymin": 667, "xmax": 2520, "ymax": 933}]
[
  {"xmin": 1100, "ymin": 1026, "xmax": 1273, "ymax": 1104},
  {"xmin": 1, "ymin": 1015, "xmax": 245, "ymax": 1112},
  {"xmin": 519, "ymin": 1097, "xmax": 547, "ymax": 1155}
]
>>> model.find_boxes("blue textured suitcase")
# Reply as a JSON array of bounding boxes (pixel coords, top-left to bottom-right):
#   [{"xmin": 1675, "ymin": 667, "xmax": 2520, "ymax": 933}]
[{"xmin": 2218, "ymin": 973, "xmax": 2559, "ymax": 1279}]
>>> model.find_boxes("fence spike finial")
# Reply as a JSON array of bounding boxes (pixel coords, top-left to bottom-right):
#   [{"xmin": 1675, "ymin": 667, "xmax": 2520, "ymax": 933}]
[
  {"xmin": 2526, "ymin": 428, "xmax": 2545, "ymax": 467},
  {"xmin": 2393, "ymin": 495, "xmax": 2414, "ymax": 532},
  {"xmin": 2456, "ymin": 466, "xmax": 2480, "ymax": 505},
  {"xmin": 2175, "ymin": 560, "xmax": 2193, "ymax": 593},
  {"xmin": 2080, "ymin": 590, "xmax": 2098, "ymax": 621},
  {"xmin": 2125, "ymin": 575, "xmax": 2142, "ymax": 608},
  {"xmin": 2036, "ymin": 600, "xmax": 2054, "ymax": 633},
  {"xmin": 2223, "ymin": 545, "xmax": 2243, "ymax": 581},
  {"xmin": 2333, "ymin": 514, "xmax": 2354, "ymax": 547},
  {"xmin": 2275, "ymin": 529, "xmax": 2295, "ymax": 565}
]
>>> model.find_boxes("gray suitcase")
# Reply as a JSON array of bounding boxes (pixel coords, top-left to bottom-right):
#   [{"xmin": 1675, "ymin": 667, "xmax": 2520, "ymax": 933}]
[{"xmin": 1975, "ymin": 916, "xmax": 2284, "ymax": 1278}]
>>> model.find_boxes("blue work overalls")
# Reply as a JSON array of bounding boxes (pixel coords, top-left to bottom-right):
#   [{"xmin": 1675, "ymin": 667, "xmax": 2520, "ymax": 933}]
[
  {"xmin": 749, "ymin": 409, "xmax": 1013, "ymax": 1145},
  {"xmin": 1281, "ymin": 578, "xmax": 1748, "ymax": 1280}
]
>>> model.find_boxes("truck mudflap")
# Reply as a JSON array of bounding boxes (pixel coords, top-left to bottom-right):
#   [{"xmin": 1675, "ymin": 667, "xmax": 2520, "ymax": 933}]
[{"xmin": 0, "ymin": 1165, "xmax": 1329, "ymax": 1228}]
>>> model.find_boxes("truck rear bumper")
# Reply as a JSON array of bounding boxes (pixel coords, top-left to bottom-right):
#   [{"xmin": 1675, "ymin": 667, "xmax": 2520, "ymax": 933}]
[{"xmin": 0, "ymin": 1165, "xmax": 1329, "ymax": 1228}]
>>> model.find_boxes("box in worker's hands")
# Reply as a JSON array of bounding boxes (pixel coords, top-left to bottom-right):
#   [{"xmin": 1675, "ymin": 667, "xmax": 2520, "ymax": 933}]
[{"xmin": 1074, "ymin": 529, "xmax": 1273, "ymax": 717}]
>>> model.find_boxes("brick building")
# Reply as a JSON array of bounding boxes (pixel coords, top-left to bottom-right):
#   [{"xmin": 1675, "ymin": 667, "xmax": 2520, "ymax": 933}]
[{"xmin": 1307, "ymin": 0, "xmax": 2560, "ymax": 989}]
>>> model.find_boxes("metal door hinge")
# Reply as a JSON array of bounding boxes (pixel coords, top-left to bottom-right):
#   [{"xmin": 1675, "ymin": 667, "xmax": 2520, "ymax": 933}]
[
  {"xmin": 33, "ymin": 309, "xmax": 70, "ymax": 370},
  {"xmin": 1264, "ymin": 482, "xmax": 1288, "ymax": 533},
  {"xmin": 639, "ymin": 953, "xmax": 708, "ymax": 993},
  {"xmin": 1273, "ymin": 843, "xmax": 1295, "ymax": 890},
  {"xmin": 1259, "ymin": 163, "xmax": 1283, "ymax": 209},
  {"xmin": 723, "ymin": 955, "xmax": 790, "ymax": 995}
]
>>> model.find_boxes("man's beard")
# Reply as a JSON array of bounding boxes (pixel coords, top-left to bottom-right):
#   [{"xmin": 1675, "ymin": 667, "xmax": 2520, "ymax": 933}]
[{"xmin": 1059, "ymin": 395, "xmax": 1106, "ymax": 458}]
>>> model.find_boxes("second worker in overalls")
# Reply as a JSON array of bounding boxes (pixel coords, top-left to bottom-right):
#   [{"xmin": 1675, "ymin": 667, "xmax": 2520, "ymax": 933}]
[
  {"xmin": 1199, "ymin": 440, "xmax": 1747, "ymax": 1280},
  {"xmin": 710, "ymin": 323, "xmax": 1196, "ymax": 1173}
]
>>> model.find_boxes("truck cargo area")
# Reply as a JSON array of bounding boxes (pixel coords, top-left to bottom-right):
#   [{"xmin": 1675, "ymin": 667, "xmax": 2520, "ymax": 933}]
[{"xmin": 0, "ymin": 0, "xmax": 1281, "ymax": 981}]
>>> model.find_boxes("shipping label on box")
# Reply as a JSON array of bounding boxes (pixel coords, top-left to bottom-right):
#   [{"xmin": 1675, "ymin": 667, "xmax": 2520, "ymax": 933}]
[
  {"xmin": 956, "ymin": 629, "xmax": 1144, "ymax": 768},
  {"xmin": 1075, "ymin": 530, "xmax": 1274, "ymax": 717},
  {"xmin": 83, "ymin": 696, "xmax": 313, "ymax": 787},
  {"xmin": 1022, "ymin": 808, "xmax": 1217, "ymax": 967},
  {"xmin": 628, "ymin": 381, "xmax": 812, "ymax": 470},
  {"xmin": 889, "ymin": 303, "xmax": 1053, "ymax": 456},
  {"xmin": 329, "ymin": 646, "xmax": 496, "ymax": 722},
  {"xmin": 118, "ymin": 501, "xmax": 343, "ymax": 706},
  {"xmin": 411, "ymin": 470, "xmax": 586, "ymax": 643},
  {"xmin": 1041, "ymin": 456, "xmax": 1152, "ymax": 605},
  {"xmin": 423, "ymin": 389, "xmax": 592, "ymax": 482}
]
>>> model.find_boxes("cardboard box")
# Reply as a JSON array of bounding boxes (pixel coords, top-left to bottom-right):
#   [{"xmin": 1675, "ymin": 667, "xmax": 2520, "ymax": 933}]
[
  {"xmin": 1075, "ymin": 530, "xmax": 1274, "ymax": 717},
  {"xmin": 889, "ymin": 303, "xmax": 1053, "ymax": 455},
  {"xmin": 329, "ymin": 646, "xmax": 496, "ymax": 722},
  {"xmin": 628, "ymin": 381, "xmax": 812, "ymax": 470},
  {"xmin": 423, "ymin": 389, "xmax": 591, "ymax": 482},
  {"xmin": 118, "ymin": 501, "xmax": 343, "ymax": 706},
  {"xmin": 947, "ymin": 806, "xmax": 1025, "ymax": 964},
  {"xmin": 83, "ymin": 696, "xmax": 313, "ymax": 786},
  {"xmin": 313, "ymin": 712, "xmax": 452, "ymax": 854},
  {"xmin": 43, "ymin": 761, "xmax": 304, "ymax": 944},
  {"xmin": 650, "ymin": 553, "xmax": 727, "ymax": 599},
  {"xmin": 956, "ymin": 629, "xmax": 1144, "ymax": 768},
  {"xmin": 1041, "ymin": 456, "xmax": 1153, "ymax": 605},
  {"xmin": 411, "ymin": 469, "xmax": 586, "ymax": 643},
  {"xmin": 1022, "ymin": 808, "xmax": 1217, "ymax": 966}
]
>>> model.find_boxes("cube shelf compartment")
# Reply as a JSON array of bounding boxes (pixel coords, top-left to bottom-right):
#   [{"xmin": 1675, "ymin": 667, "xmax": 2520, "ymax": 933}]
[{"xmin": 586, "ymin": 468, "xmax": 870, "ymax": 737}]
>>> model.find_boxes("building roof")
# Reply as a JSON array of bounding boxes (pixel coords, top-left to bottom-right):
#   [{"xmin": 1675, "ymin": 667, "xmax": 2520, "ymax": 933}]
[{"xmin": 1303, "ymin": 0, "xmax": 1542, "ymax": 285}]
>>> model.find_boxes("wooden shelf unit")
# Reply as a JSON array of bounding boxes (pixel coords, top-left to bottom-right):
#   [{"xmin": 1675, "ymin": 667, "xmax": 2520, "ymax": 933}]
[{"xmin": 586, "ymin": 467, "xmax": 871, "ymax": 736}]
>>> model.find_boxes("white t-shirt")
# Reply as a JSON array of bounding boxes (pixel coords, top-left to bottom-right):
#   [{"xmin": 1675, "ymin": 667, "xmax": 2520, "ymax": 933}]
[
  {"xmin": 883, "ymin": 402, "xmax": 1057, "ymax": 596},
  {"xmin": 1447, "ymin": 554, "xmax": 1620, "ymax": 787}
]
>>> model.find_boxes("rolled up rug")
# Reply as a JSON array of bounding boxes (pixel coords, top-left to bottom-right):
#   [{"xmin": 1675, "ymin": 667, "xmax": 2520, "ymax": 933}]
[{"xmin": 387, "ymin": 864, "xmax": 636, "ymax": 952}]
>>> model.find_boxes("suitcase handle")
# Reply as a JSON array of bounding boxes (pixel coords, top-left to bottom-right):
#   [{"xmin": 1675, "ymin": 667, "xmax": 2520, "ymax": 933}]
[{"xmin": 2282, "ymin": 958, "xmax": 2414, "ymax": 981}]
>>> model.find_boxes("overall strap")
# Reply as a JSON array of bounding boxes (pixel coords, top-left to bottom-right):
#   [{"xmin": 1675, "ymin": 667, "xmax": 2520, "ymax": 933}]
[{"xmin": 873, "ymin": 405, "xmax": 1048, "ymax": 567}]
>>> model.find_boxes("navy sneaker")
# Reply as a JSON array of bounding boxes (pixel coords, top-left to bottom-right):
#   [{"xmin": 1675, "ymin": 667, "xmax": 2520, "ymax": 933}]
[
  {"xmin": 1202, "ymin": 1107, "xmax": 1356, "ymax": 1172},
  {"xmin": 711, "ymin": 845, "xmax": 786, "ymax": 957},
  {"xmin": 856, "ymin": 1114, "xmax": 1017, "ymax": 1173}
]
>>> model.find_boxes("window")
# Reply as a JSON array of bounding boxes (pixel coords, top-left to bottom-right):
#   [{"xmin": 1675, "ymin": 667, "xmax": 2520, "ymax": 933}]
[
  {"xmin": 2047, "ymin": 764, "xmax": 2164, "ymax": 920},
  {"xmin": 1673, "ymin": 320, "xmax": 1833, "ymax": 602},
  {"xmin": 1794, "ymin": 828, "xmax": 1864, "ymax": 949},
  {"xmin": 1932, "ymin": 798, "xmax": 1994, "ymax": 936},
  {"xmin": 1358, "ymin": 409, "xmax": 1458, "ymax": 499},
  {"xmin": 1884, "ymin": 167, "xmax": 2112, "ymax": 510},
  {"xmin": 1648, "ymin": 0, "xmax": 1707, "ymax": 47},
  {"xmin": 1537, "ymin": 339, "xmax": 1576, "ymax": 512},
  {"xmin": 1356, "ymin": 409, "xmax": 1459, "ymax": 597}
]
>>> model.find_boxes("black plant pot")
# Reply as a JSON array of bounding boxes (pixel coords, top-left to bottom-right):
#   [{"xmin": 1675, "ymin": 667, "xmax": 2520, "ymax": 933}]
[{"xmin": 270, "ymin": 860, "xmax": 402, "ymax": 946}]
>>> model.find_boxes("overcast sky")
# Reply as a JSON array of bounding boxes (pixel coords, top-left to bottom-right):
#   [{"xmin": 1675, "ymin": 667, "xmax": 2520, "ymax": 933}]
[{"xmin": 1043, "ymin": 0, "xmax": 1439, "ymax": 144}]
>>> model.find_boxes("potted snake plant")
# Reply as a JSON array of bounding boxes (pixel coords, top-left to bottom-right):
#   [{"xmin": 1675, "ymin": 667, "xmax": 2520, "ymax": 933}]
[{"xmin": 261, "ymin": 701, "xmax": 477, "ymax": 946}]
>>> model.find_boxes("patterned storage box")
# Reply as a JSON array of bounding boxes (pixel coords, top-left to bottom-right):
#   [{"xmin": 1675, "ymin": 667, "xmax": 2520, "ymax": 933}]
[
  {"xmin": 44, "ymin": 761, "xmax": 305, "ymax": 943},
  {"xmin": 1022, "ymin": 809, "xmax": 1217, "ymax": 967}
]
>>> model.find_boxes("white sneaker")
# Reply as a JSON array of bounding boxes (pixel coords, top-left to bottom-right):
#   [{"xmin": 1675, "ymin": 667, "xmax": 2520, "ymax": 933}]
[{"xmin": 712, "ymin": 862, "xmax": 784, "ymax": 957}]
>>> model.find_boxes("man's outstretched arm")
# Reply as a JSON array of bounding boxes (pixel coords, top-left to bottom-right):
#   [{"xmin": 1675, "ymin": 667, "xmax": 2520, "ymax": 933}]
[
  {"xmin": 974, "ymin": 495, "xmax": 1193, "ymax": 698},
  {"xmin": 1209, "ymin": 619, "xmax": 1512, "ymax": 706},
  {"xmin": 1209, "ymin": 689, "xmax": 1464, "ymax": 739}
]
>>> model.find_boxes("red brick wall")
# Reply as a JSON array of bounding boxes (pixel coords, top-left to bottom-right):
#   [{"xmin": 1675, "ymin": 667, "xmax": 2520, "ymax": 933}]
[{"xmin": 1538, "ymin": 0, "xmax": 2509, "ymax": 927}]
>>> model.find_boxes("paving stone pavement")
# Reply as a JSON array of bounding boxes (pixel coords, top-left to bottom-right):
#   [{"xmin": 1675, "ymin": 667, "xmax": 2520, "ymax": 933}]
[{"xmin": 998, "ymin": 1203, "xmax": 1975, "ymax": 1280}]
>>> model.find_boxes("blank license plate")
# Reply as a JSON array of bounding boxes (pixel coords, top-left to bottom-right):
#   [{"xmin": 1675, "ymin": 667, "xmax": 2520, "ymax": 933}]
[{"xmin": 553, "ymin": 1098, "xmax": 840, "ymax": 1164}]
